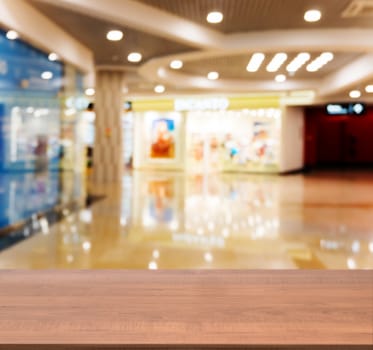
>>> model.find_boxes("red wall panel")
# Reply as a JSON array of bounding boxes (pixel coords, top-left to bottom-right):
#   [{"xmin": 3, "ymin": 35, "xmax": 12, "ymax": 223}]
[{"xmin": 305, "ymin": 106, "xmax": 373, "ymax": 166}]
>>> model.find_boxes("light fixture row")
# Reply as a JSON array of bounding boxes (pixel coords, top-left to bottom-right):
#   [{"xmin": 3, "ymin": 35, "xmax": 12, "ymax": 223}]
[
  {"xmin": 105, "ymin": 30, "xmax": 143, "ymax": 63},
  {"xmin": 205, "ymin": 8, "xmax": 322, "ymax": 24},
  {"xmin": 349, "ymin": 85, "xmax": 373, "ymax": 99},
  {"xmin": 246, "ymin": 52, "xmax": 334, "ymax": 73}
]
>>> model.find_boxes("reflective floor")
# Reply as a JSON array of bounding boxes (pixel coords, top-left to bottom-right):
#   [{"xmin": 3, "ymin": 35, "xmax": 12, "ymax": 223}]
[
  {"xmin": 0, "ymin": 171, "xmax": 85, "ymax": 229},
  {"xmin": 0, "ymin": 170, "xmax": 372, "ymax": 269}
]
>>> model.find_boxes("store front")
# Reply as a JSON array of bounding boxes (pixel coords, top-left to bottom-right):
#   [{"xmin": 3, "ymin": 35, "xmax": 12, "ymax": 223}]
[
  {"xmin": 0, "ymin": 28, "xmax": 88, "ymax": 231},
  {"xmin": 131, "ymin": 96, "xmax": 304, "ymax": 174}
]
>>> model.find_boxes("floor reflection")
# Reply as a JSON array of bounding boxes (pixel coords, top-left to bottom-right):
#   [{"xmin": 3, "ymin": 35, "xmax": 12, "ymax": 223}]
[
  {"xmin": 0, "ymin": 171, "xmax": 85, "ymax": 229},
  {"xmin": 0, "ymin": 170, "xmax": 372, "ymax": 269}
]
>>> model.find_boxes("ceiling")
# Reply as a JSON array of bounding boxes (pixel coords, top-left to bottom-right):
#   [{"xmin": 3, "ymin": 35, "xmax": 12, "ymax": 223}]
[
  {"xmin": 29, "ymin": 1, "xmax": 194, "ymax": 66},
  {"xmin": 137, "ymin": 0, "xmax": 373, "ymax": 33},
  {"xmin": 21, "ymin": 0, "xmax": 373, "ymax": 101}
]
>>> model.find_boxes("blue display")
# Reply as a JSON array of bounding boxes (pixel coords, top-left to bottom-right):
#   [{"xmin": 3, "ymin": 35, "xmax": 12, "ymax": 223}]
[
  {"xmin": 0, "ymin": 29, "xmax": 88, "ymax": 236},
  {"xmin": 0, "ymin": 29, "xmax": 64, "ymax": 172},
  {"xmin": 0, "ymin": 30, "xmax": 63, "ymax": 93}
]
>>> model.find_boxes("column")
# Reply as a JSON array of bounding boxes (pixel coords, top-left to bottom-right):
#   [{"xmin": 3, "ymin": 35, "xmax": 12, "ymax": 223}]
[{"xmin": 92, "ymin": 70, "xmax": 125, "ymax": 183}]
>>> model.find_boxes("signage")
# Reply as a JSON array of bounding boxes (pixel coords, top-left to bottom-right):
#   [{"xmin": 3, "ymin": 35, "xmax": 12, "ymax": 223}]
[
  {"xmin": 174, "ymin": 97, "xmax": 229, "ymax": 111},
  {"xmin": 326, "ymin": 103, "xmax": 366, "ymax": 116}
]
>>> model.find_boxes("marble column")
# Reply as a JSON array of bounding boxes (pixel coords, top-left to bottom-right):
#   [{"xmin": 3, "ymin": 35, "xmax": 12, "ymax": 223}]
[{"xmin": 92, "ymin": 70, "xmax": 125, "ymax": 183}]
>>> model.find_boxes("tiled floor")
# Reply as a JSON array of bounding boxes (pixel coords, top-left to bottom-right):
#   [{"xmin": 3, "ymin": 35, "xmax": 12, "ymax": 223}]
[{"xmin": 0, "ymin": 170, "xmax": 372, "ymax": 269}]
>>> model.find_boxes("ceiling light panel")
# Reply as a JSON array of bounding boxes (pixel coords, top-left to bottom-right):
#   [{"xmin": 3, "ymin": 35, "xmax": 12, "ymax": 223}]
[
  {"xmin": 275, "ymin": 74, "xmax": 286, "ymax": 83},
  {"xmin": 127, "ymin": 52, "xmax": 142, "ymax": 62},
  {"xmin": 106, "ymin": 30, "xmax": 123, "ymax": 41},
  {"xmin": 207, "ymin": 71, "xmax": 219, "ymax": 80},
  {"xmin": 349, "ymin": 90, "xmax": 361, "ymax": 98},
  {"xmin": 207, "ymin": 11, "xmax": 223, "ymax": 23},
  {"xmin": 170, "ymin": 60, "xmax": 183, "ymax": 69},
  {"xmin": 286, "ymin": 53, "xmax": 311, "ymax": 72},
  {"xmin": 304, "ymin": 9, "xmax": 322, "ymax": 22},
  {"xmin": 306, "ymin": 52, "xmax": 334, "ymax": 72},
  {"xmin": 246, "ymin": 53, "xmax": 265, "ymax": 72},
  {"xmin": 154, "ymin": 84, "xmax": 165, "ymax": 93},
  {"xmin": 266, "ymin": 53, "xmax": 288, "ymax": 72}
]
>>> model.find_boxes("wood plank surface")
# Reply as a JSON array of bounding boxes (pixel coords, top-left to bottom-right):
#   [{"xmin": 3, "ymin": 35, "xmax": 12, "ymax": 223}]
[{"xmin": 0, "ymin": 270, "xmax": 372, "ymax": 349}]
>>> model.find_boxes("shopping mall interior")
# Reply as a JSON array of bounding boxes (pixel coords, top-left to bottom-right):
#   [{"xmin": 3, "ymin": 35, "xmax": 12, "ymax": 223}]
[{"xmin": 0, "ymin": 0, "xmax": 372, "ymax": 348}]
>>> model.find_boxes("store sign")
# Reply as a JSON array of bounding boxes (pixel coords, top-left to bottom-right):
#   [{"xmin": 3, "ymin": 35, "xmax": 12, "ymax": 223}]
[
  {"xmin": 326, "ymin": 103, "xmax": 366, "ymax": 116},
  {"xmin": 174, "ymin": 97, "xmax": 229, "ymax": 111}
]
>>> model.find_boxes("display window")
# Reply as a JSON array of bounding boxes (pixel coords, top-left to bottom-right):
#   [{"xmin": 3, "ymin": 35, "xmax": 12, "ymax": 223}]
[
  {"xmin": 186, "ymin": 109, "xmax": 281, "ymax": 173},
  {"xmin": 130, "ymin": 96, "xmax": 301, "ymax": 174},
  {"xmin": 0, "ymin": 105, "xmax": 60, "ymax": 171}
]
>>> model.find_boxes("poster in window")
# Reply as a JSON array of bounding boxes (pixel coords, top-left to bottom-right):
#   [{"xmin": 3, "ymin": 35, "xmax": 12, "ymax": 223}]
[{"xmin": 149, "ymin": 118, "xmax": 175, "ymax": 159}]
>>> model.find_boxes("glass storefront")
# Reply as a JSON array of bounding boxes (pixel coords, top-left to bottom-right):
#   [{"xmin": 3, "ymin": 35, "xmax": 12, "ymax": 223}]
[
  {"xmin": 132, "ymin": 97, "xmax": 285, "ymax": 173},
  {"xmin": 0, "ymin": 28, "xmax": 88, "ymax": 230},
  {"xmin": 186, "ymin": 109, "xmax": 281, "ymax": 173}
]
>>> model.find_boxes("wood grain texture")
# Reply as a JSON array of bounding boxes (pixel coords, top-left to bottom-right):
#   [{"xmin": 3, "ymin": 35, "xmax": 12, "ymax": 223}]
[{"xmin": 0, "ymin": 271, "xmax": 372, "ymax": 348}]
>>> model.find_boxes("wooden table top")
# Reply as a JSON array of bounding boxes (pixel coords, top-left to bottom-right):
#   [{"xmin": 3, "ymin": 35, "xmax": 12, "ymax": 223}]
[{"xmin": 0, "ymin": 270, "xmax": 372, "ymax": 348}]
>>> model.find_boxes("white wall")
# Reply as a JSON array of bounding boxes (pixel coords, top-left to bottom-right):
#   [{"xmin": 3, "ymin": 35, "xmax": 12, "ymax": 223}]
[{"xmin": 280, "ymin": 106, "xmax": 305, "ymax": 172}]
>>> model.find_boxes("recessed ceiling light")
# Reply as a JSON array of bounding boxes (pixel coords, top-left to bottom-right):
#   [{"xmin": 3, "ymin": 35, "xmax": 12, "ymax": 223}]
[
  {"xmin": 275, "ymin": 74, "xmax": 286, "ymax": 83},
  {"xmin": 6, "ymin": 30, "xmax": 19, "ymax": 40},
  {"xmin": 349, "ymin": 90, "xmax": 361, "ymax": 99},
  {"xmin": 246, "ymin": 53, "xmax": 265, "ymax": 72},
  {"xmin": 266, "ymin": 53, "xmax": 288, "ymax": 72},
  {"xmin": 154, "ymin": 84, "xmax": 165, "ymax": 93},
  {"xmin": 106, "ymin": 30, "xmax": 123, "ymax": 41},
  {"xmin": 85, "ymin": 88, "xmax": 95, "ymax": 96},
  {"xmin": 170, "ymin": 60, "xmax": 183, "ymax": 69},
  {"xmin": 127, "ymin": 52, "xmax": 142, "ymax": 63},
  {"xmin": 48, "ymin": 52, "xmax": 59, "ymax": 61},
  {"xmin": 207, "ymin": 71, "xmax": 219, "ymax": 80},
  {"xmin": 304, "ymin": 9, "xmax": 322, "ymax": 22},
  {"xmin": 207, "ymin": 11, "xmax": 223, "ymax": 23},
  {"xmin": 41, "ymin": 71, "xmax": 53, "ymax": 80},
  {"xmin": 365, "ymin": 85, "xmax": 373, "ymax": 93}
]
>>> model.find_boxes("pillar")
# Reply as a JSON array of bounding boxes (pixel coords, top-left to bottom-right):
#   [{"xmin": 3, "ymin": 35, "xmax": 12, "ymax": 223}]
[{"xmin": 92, "ymin": 70, "xmax": 125, "ymax": 183}]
